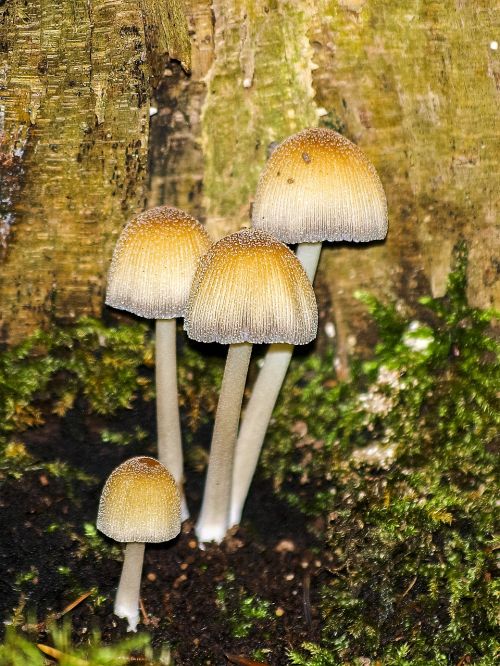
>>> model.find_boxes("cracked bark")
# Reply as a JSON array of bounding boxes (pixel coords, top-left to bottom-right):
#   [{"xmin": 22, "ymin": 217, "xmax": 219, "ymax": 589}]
[{"xmin": 0, "ymin": 0, "xmax": 189, "ymax": 344}]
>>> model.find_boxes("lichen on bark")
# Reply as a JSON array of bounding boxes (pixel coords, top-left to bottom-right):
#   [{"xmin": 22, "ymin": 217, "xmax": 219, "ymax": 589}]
[{"xmin": 200, "ymin": 0, "xmax": 318, "ymax": 238}]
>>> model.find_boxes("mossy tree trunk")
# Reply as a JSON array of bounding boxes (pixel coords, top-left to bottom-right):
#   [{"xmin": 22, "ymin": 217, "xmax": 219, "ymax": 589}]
[
  {"xmin": 0, "ymin": 0, "xmax": 189, "ymax": 345},
  {"xmin": 150, "ymin": 0, "xmax": 499, "ymax": 365}
]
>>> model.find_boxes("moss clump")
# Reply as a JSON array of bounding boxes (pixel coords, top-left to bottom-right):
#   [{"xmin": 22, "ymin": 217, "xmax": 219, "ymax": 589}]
[
  {"xmin": 215, "ymin": 573, "xmax": 274, "ymax": 640},
  {"xmin": 0, "ymin": 622, "xmax": 150, "ymax": 666},
  {"xmin": 0, "ymin": 317, "xmax": 223, "ymax": 478},
  {"xmin": 0, "ymin": 317, "xmax": 154, "ymax": 437},
  {"xmin": 260, "ymin": 244, "xmax": 498, "ymax": 664}
]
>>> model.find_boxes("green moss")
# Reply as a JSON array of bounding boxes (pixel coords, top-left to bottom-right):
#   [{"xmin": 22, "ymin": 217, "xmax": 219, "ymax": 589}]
[
  {"xmin": 14, "ymin": 569, "xmax": 39, "ymax": 590},
  {"xmin": 259, "ymin": 244, "xmax": 498, "ymax": 664},
  {"xmin": 0, "ymin": 622, "xmax": 150, "ymax": 666},
  {"xmin": 100, "ymin": 426, "xmax": 148, "ymax": 447},
  {"xmin": 0, "ymin": 317, "xmax": 222, "ymax": 451},
  {"xmin": 177, "ymin": 342, "xmax": 224, "ymax": 435},
  {"xmin": 0, "ymin": 317, "xmax": 154, "ymax": 444},
  {"xmin": 215, "ymin": 573, "xmax": 274, "ymax": 640}
]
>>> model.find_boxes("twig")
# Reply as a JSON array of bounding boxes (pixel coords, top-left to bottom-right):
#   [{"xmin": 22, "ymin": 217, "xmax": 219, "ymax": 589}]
[
  {"xmin": 302, "ymin": 570, "xmax": 313, "ymax": 634},
  {"xmin": 225, "ymin": 654, "xmax": 270, "ymax": 666},
  {"xmin": 58, "ymin": 590, "xmax": 93, "ymax": 618},
  {"xmin": 400, "ymin": 576, "xmax": 417, "ymax": 599},
  {"xmin": 456, "ymin": 656, "xmax": 471, "ymax": 666},
  {"xmin": 139, "ymin": 596, "xmax": 150, "ymax": 624}
]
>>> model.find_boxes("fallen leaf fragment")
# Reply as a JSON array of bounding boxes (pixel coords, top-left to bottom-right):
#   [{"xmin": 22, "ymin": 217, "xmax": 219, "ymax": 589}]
[{"xmin": 37, "ymin": 643, "xmax": 89, "ymax": 665}]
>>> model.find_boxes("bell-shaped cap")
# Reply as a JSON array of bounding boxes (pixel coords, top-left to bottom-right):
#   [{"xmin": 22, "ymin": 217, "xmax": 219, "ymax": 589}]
[
  {"xmin": 184, "ymin": 228, "xmax": 318, "ymax": 345},
  {"xmin": 97, "ymin": 457, "xmax": 181, "ymax": 543},
  {"xmin": 252, "ymin": 127, "xmax": 388, "ymax": 244},
  {"xmin": 106, "ymin": 206, "xmax": 211, "ymax": 319}
]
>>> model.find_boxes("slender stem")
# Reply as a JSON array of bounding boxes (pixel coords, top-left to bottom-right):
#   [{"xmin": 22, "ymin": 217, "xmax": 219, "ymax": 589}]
[
  {"xmin": 155, "ymin": 319, "xmax": 188, "ymax": 520},
  {"xmin": 229, "ymin": 242, "xmax": 322, "ymax": 526},
  {"xmin": 196, "ymin": 342, "xmax": 253, "ymax": 544},
  {"xmin": 229, "ymin": 345, "xmax": 293, "ymax": 526},
  {"xmin": 295, "ymin": 241, "xmax": 322, "ymax": 282},
  {"xmin": 114, "ymin": 542, "xmax": 145, "ymax": 632}
]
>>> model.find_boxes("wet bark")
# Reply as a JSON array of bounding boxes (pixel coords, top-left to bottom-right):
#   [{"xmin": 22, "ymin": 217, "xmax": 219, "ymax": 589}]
[{"xmin": 0, "ymin": 0, "xmax": 189, "ymax": 344}]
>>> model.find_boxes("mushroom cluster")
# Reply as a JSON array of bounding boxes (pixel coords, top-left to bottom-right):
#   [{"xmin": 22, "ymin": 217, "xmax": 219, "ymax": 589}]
[
  {"xmin": 97, "ymin": 127, "xmax": 387, "ymax": 631},
  {"xmin": 230, "ymin": 127, "xmax": 388, "ymax": 525},
  {"xmin": 106, "ymin": 206, "xmax": 211, "ymax": 519}
]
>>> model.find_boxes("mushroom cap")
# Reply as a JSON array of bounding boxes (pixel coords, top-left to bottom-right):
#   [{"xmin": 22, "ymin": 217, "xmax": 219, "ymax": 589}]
[
  {"xmin": 252, "ymin": 127, "xmax": 388, "ymax": 244},
  {"xmin": 105, "ymin": 206, "xmax": 212, "ymax": 319},
  {"xmin": 97, "ymin": 457, "xmax": 181, "ymax": 543},
  {"xmin": 184, "ymin": 228, "xmax": 318, "ymax": 345}
]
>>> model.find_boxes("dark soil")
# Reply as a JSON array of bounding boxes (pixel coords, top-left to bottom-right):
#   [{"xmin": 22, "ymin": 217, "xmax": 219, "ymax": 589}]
[{"xmin": 0, "ymin": 401, "xmax": 330, "ymax": 665}]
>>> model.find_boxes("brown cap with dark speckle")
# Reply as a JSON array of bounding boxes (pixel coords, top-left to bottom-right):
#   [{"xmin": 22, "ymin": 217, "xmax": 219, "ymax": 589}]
[
  {"xmin": 252, "ymin": 127, "xmax": 388, "ymax": 244},
  {"xmin": 97, "ymin": 457, "xmax": 181, "ymax": 543}
]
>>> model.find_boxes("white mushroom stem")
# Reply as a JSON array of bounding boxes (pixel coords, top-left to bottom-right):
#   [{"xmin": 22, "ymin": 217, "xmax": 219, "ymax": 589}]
[
  {"xmin": 294, "ymin": 242, "xmax": 323, "ymax": 284},
  {"xmin": 196, "ymin": 342, "xmax": 253, "ymax": 544},
  {"xmin": 229, "ymin": 242, "xmax": 322, "ymax": 526},
  {"xmin": 114, "ymin": 542, "xmax": 145, "ymax": 632},
  {"xmin": 155, "ymin": 319, "xmax": 188, "ymax": 520}
]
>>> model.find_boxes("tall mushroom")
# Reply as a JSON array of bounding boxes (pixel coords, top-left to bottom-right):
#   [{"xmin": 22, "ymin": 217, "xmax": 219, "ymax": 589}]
[
  {"xmin": 230, "ymin": 127, "xmax": 388, "ymax": 526},
  {"xmin": 106, "ymin": 206, "xmax": 211, "ymax": 518},
  {"xmin": 97, "ymin": 456, "xmax": 181, "ymax": 632},
  {"xmin": 184, "ymin": 228, "xmax": 317, "ymax": 544}
]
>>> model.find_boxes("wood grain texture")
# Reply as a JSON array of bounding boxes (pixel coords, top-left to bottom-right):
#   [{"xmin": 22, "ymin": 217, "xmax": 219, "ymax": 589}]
[{"xmin": 309, "ymin": 0, "xmax": 499, "ymax": 354}]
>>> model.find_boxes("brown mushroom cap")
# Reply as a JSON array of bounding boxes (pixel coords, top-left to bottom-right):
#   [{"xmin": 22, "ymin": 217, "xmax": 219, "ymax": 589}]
[
  {"xmin": 252, "ymin": 127, "xmax": 388, "ymax": 244},
  {"xmin": 184, "ymin": 228, "xmax": 318, "ymax": 345},
  {"xmin": 106, "ymin": 206, "xmax": 211, "ymax": 319},
  {"xmin": 97, "ymin": 457, "xmax": 181, "ymax": 543}
]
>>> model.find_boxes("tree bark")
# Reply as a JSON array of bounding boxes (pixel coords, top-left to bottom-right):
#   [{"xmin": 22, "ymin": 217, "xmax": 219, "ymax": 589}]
[
  {"xmin": 0, "ymin": 0, "xmax": 189, "ymax": 345},
  {"xmin": 309, "ymin": 0, "xmax": 499, "ymax": 354},
  {"xmin": 149, "ymin": 0, "xmax": 499, "ymax": 360},
  {"xmin": 2, "ymin": 1, "xmax": 498, "ymax": 348}
]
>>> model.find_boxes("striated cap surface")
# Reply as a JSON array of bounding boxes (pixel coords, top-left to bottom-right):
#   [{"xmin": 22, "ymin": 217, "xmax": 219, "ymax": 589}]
[
  {"xmin": 106, "ymin": 206, "xmax": 211, "ymax": 319},
  {"xmin": 184, "ymin": 228, "xmax": 318, "ymax": 345},
  {"xmin": 97, "ymin": 457, "xmax": 181, "ymax": 543},
  {"xmin": 252, "ymin": 127, "xmax": 388, "ymax": 244}
]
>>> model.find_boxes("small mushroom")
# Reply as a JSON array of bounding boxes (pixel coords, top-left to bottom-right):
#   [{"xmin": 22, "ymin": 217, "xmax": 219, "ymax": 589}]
[
  {"xmin": 184, "ymin": 228, "xmax": 317, "ymax": 543},
  {"xmin": 230, "ymin": 128, "xmax": 388, "ymax": 526},
  {"xmin": 106, "ymin": 206, "xmax": 211, "ymax": 518},
  {"xmin": 97, "ymin": 456, "xmax": 181, "ymax": 632}
]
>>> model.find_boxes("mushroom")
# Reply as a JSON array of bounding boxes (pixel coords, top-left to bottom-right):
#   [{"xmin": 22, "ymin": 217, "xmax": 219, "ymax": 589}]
[
  {"xmin": 184, "ymin": 228, "xmax": 317, "ymax": 544},
  {"xmin": 97, "ymin": 456, "xmax": 181, "ymax": 632},
  {"xmin": 230, "ymin": 127, "xmax": 388, "ymax": 526},
  {"xmin": 106, "ymin": 206, "xmax": 211, "ymax": 518}
]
